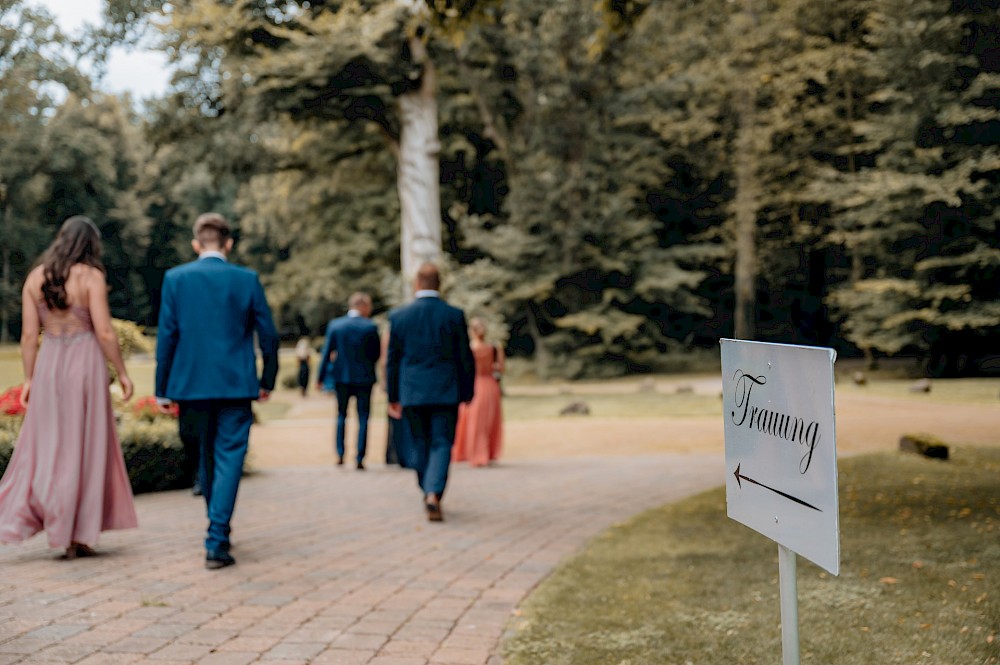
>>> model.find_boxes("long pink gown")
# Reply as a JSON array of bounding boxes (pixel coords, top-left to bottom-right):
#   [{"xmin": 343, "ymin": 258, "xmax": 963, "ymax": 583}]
[
  {"xmin": 452, "ymin": 344, "xmax": 503, "ymax": 467},
  {"xmin": 0, "ymin": 302, "xmax": 138, "ymax": 549}
]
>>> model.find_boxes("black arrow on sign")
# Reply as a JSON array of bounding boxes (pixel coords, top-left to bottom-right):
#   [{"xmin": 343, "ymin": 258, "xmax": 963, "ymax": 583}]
[{"xmin": 733, "ymin": 463, "xmax": 822, "ymax": 512}]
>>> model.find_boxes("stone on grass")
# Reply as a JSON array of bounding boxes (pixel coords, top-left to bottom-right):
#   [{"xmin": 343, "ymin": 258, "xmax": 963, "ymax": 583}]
[
  {"xmin": 559, "ymin": 401, "xmax": 591, "ymax": 416},
  {"xmin": 853, "ymin": 371, "xmax": 867, "ymax": 386},
  {"xmin": 899, "ymin": 433, "xmax": 949, "ymax": 460},
  {"xmin": 909, "ymin": 378, "xmax": 931, "ymax": 393}
]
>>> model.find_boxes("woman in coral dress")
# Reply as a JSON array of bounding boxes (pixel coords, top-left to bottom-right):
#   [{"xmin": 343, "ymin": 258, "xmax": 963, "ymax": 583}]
[
  {"xmin": 452, "ymin": 318, "xmax": 504, "ymax": 467},
  {"xmin": 0, "ymin": 216, "xmax": 138, "ymax": 558}
]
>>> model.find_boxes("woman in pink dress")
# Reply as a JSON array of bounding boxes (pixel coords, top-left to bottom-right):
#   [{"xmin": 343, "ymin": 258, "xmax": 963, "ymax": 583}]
[
  {"xmin": 0, "ymin": 216, "xmax": 138, "ymax": 558},
  {"xmin": 452, "ymin": 318, "xmax": 504, "ymax": 467}
]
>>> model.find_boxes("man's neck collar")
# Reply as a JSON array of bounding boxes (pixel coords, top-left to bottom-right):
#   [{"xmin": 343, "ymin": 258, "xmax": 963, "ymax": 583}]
[
  {"xmin": 415, "ymin": 290, "xmax": 439, "ymax": 299},
  {"xmin": 347, "ymin": 309, "xmax": 362, "ymax": 317},
  {"xmin": 198, "ymin": 250, "xmax": 227, "ymax": 262}
]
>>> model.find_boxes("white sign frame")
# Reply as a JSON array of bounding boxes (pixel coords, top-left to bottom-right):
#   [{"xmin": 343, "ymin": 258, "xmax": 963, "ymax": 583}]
[{"xmin": 721, "ymin": 339, "xmax": 840, "ymax": 576}]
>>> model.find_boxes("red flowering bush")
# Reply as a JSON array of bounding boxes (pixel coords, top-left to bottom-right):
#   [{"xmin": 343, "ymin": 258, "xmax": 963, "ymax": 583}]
[
  {"xmin": 132, "ymin": 396, "xmax": 179, "ymax": 421},
  {"xmin": 0, "ymin": 385, "xmax": 25, "ymax": 417}
]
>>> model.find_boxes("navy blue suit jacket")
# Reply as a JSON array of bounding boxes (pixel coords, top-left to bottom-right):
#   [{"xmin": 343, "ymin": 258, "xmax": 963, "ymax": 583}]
[
  {"xmin": 386, "ymin": 296, "xmax": 475, "ymax": 407},
  {"xmin": 155, "ymin": 257, "xmax": 279, "ymax": 401},
  {"xmin": 317, "ymin": 314, "xmax": 381, "ymax": 387}
]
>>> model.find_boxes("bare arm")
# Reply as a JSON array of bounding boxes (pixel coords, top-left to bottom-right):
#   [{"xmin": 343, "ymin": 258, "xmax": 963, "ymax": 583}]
[
  {"xmin": 495, "ymin": 344, "xmax": 506, "ymax": 375},
  {"xmin": 18, "ymin": 272, "xmax": 41, "ymax": 405},
  {"xmin": 87, "ymin": 268, "xmax": 133, "ymax": 400}
]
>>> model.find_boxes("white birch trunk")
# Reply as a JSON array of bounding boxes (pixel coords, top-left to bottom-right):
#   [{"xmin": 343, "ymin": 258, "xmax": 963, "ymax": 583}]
[{"xmin": 397, "ymin": 37, "xmax": 442, "ymax": 300}]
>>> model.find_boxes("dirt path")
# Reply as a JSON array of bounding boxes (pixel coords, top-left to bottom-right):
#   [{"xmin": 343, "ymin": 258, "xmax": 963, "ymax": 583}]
[{"xmin": 249, "ymin": 381, "xmax": 1000, "ymax": 468}]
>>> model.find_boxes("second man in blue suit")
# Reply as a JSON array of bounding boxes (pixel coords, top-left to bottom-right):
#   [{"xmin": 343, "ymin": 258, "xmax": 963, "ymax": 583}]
[
  {"xmin": 317, "ymin": 292, "xmax": 381, "ymax": 469},
  {"xmin": 387, "ymin": 264, "xmax": 475, "ymax": 522}
]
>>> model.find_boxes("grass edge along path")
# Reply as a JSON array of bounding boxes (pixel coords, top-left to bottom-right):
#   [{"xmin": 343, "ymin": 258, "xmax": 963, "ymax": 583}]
[{"xmin": 503, "ymin": 448, "xmax": 1000, "ymax": 665}]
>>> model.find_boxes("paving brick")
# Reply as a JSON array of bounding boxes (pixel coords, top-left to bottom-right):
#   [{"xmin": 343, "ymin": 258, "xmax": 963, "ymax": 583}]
[
  {"xmin": 429, "ymin": 648, "xmax": 493, "ymax": 664},
  {"xmin": 311, "ymin": 649, "xmax": 377, "ymax": 665},
  {"xmin": 148, "ymin": 642, "xmax": 215, "ymax": 661},
  {"xmin": 195, "ymin": 653, "xmax": 258, "ymax": 665},
  {"xmin": 32, "ymin": 643, "xmax": 101, "ymax": 663},
  {"xmin": 0, "ymin": 638, "xmax": 48, "ymax": 655},
  {"xmin": 104, "ymin": 635, "xmax": 174, "ymax": 654},
  {"xmin": 261, "ymin": 641, "xmax": 326, "ymax": 660}
]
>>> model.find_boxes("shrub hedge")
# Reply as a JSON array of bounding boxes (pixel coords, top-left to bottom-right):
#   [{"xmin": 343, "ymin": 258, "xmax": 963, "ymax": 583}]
[{"xmin": 0, "ymin": 413, "xmax": 187, "ymax": 495}]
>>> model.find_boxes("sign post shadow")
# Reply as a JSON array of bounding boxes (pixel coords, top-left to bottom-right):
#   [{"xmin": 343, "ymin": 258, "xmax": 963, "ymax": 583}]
[{"xmin": 721, "ymin": 339, "xmax": 840, "ymax": 665}]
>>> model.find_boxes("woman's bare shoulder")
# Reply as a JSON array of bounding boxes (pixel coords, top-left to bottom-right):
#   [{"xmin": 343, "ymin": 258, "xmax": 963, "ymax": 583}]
[{"xmin": 22, "ymin": 265, "xmax": 44, "ymax": 290}]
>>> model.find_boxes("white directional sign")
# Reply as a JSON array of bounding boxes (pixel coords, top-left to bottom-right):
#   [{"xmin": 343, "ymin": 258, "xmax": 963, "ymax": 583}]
[{"xmin": 721, "ymin": 339, "xmax": 840, "ymax": 575}]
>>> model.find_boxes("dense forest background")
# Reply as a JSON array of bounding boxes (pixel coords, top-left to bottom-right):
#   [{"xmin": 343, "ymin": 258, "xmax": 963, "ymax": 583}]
[{"xmin": 1, "ymin": 0, "xmax": 997, "ymax": 379}]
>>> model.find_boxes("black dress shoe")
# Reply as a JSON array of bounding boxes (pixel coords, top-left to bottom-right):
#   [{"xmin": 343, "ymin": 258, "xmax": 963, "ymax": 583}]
[
  {"xmin": 357, "ymin": 461, "xmax": 365, "ymax": 471},
  {"xmin": 205, "ymin": 550, "xmax": 236, "ymax": 569},
  {"xmin": 336, "ymin": 456, "xmax": 344, "ymax": 466}
]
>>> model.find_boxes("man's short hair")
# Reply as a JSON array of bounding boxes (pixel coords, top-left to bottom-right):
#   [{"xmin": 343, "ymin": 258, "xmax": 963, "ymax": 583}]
[
  {"xmin": 416, "ymin": 263, "xmax": 440, "ymax": 291},
  {"xmin": 193, "ymin": 213, "xmax": 231, "ymax": 248},
  {"xmin": 349, "ymin": 292, "xmax": 371, "ymax": 310}
]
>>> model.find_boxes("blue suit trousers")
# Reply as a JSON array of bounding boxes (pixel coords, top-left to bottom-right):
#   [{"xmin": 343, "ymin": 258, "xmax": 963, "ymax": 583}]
[
  {"xmin": 401, "ymin": 405, "xmax": 459, "ymax": 498},
  {"xmin": 178, "ymin": 400, "xmax": 253, "ymax": 553},
  {"xmin": 334, "ymin": 383, "xmax": 373, "ymax": 463}
]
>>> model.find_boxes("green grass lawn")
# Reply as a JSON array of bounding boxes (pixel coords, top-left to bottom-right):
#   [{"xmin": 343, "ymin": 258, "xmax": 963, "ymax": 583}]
[
  {"xmin": 501, "ymin": 391, "xmax": 723, "ymax": 420},
  {"xmin": 504, "ymin": 448, "xmax": 1000, "ymax": 665}
]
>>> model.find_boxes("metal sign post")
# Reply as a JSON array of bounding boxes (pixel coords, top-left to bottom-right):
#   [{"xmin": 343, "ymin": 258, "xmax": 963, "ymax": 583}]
[
  {"xmin": 778, "ymin": 544, "xmax": 800, "ymax": 665},
  {"xmin": 721, "ymin": 339, "xmax": 840, "ymax": 665}
]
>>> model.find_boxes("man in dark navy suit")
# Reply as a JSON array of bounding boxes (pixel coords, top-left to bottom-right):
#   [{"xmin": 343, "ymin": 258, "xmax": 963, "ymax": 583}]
[
  {"xmin": 317, "ymin": 292, "xmax": 381, "ymax": 470},
  {"xmin": 155, "ymin": 213, "xmax": 279, "ymax": 569},
  {"xmin": 386, "ymin": 263, "xmax": 475, "ymax": 522}
]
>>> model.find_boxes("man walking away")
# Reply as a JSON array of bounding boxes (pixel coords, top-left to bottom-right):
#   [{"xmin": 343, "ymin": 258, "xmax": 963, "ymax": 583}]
[
  {"xmin": 317, "ymin": 292, "xmax": 381, "ymax": 470},
  {"xmin": 155, "ymin": 213, "xmax": 279, "ymax": 569},
  {"xmin": 387, "ymin": 263, "xmax": 475, "ymax": 522}
]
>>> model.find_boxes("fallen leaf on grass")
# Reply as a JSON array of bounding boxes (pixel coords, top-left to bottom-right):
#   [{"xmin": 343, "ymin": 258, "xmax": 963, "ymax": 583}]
[
  {"xmin": 880, "ymin": 577, "xmax": 899, "ymax": 585},
  {"xmin": 912, "ymin": 561, "xmax": 924, "ymax": 569}
]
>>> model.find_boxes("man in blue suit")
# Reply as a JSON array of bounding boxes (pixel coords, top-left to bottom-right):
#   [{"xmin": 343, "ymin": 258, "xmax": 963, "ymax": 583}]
[
  {"xmin": 387, "ymin": 263, "xmax": 475, "ymax": 522},
  {"xmin": 155, "ymin": 213, "xmax": 279, "ymax": 569},
  {"xmin": 316, "ymin": 292, "xmax": 381, "ymax": 469}
]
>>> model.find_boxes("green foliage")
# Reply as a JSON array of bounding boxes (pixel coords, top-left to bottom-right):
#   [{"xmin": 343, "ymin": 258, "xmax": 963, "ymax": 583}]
[
  {"xmin": 822, "ymin": 0, "xmax": 1000, "ymax": 358},
  {"xmin": 6, "ymin": 0, "xmax": 997, "ymax": 378},
  {"xmin": 116, "ymin": 416, "xmax": 187, "ymax": 494},
  {"xmin": 0, "ymin": 416, "xmax": 17, "ymax": 473},
  {"xmin": 0, "ymin": 413, "xmax": 183, "ymax": 494}
]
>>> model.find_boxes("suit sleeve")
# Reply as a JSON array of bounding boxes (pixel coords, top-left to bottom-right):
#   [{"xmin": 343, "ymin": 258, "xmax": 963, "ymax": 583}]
[
  {"xmin": 316, "ymin": 321, "xmax": 335, "ymax": 387},
  {"xmin": 386, "ymin": 315, "xmax": 402, "ymax": 404},
  {"xmin": 252, "ymin": 275, "xmax": 280, "ymax": 392},
  {"xmin": 155, "ymin": 274, "xmax": 179, "ymax": 398},
  {"xmin": 456, "ymin": 312, "xmax": 475, "ymax": 403}
]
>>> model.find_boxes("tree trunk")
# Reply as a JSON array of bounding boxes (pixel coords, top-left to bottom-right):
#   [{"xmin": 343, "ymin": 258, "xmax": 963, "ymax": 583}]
[
  {"xmin": 397, "ymin": 36, "xmax": 443, "ymax": 302},
  {"xmin": 526, "ymin": 304, "xmax": 550, "ymax": 381},
  {"xmin": 0, "ymin": 192, "xmax": 9, "ymax": 345},
  {"xmin": 839, "ymin": 41, "xmax": 875, "ymax": 368},
  {"xmin": 733, "ymin": 97, "xmax": 758, "ymax": 340},
  {"xmin": 733, "ymin": 0, "xmax": 759, "ymax": 342},
  {"xmin": 1, "ymin": 244, "xmax": 9, "ymax": 345}
]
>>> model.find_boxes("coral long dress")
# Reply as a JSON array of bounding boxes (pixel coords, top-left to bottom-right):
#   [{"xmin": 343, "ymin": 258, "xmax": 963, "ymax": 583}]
[
  {"xmin": 0, "ymin": 303, "xmax": 138, "ymax": 549},
  {"xmin": 452, "ymin": 343, "xmax": 503, "ymax": 467}
]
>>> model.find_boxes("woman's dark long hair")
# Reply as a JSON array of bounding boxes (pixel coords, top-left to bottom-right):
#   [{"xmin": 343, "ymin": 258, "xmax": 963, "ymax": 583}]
[{"xmin": 40, "ymin": 216, "xmax": 105, "ymax": 311}]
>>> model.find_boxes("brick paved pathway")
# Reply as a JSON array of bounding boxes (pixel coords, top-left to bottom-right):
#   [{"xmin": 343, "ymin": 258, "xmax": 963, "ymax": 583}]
[{"xmin": 0, "ymin": 453, "xmax": 723, "ymax": 664}]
